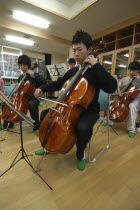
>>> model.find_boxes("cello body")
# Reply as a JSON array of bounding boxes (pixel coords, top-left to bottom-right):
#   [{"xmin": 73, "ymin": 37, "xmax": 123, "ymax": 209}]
[
  {"xmin": 2, "ymin": 80, "xmax": 35, "ymax": 123},
  {"xmin": 39, "ymin": 76, "xmax": 95, "ymax": 153},
  {"xmin": 2, "ymin": 63, "xmax": 38, "ymax": 123},
  {"xmin": 109, "ymin": 84, "xmax": 139, "ymax": 122}
]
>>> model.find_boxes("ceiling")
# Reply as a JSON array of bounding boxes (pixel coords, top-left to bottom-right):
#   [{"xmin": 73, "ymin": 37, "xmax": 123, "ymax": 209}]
[
  {"xmin": 22, "ymin": 0, "xmax": 97, "ymax": 19},
  {"xmin": 56, "ymin": 0, "xmax": 81, "ymax": 7},
  {"xmin": 0, "ymin": 0, "xmax": 140, "ymax": 57}
]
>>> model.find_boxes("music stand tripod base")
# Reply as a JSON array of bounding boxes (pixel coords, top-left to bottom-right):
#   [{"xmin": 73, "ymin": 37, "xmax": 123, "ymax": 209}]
[{"xmin": 0, "ymin": 121, "xmax": 53, "ymax": 190}]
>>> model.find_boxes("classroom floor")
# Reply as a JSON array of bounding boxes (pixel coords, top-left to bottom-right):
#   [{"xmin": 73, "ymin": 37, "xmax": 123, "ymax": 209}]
[{"xmin": 0, "ymin": 104, "xmax": 140, "ymax": 210}]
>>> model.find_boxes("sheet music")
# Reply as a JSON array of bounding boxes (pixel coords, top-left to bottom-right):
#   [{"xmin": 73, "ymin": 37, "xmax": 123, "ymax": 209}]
[{"xmin": 46, "ymin": 63, "xmax": 67, "ymax": 81}]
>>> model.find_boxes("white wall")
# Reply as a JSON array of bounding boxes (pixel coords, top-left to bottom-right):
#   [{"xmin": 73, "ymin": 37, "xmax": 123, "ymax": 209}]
[
  {"xmin": 51, "ymin": 53, "xmax": 68, "ymax": 67},
  {"xmin": 69, "ymin": 46, "xmax": 74, "ymax": 58}
]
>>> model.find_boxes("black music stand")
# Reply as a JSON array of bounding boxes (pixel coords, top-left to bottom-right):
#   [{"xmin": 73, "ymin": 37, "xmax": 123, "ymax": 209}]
[
  {"xmin": 0, "ymin": 98, "xmax": 53, "ymax": 190},
  {"xmin": 46, "ymin": 63, "xmax": 67, "ymax": 81}
]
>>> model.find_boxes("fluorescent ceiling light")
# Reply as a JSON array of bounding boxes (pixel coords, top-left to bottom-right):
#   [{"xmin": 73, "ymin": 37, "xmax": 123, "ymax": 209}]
[
  {"xmin": 103, "ymin": 61, "xmax": 112, "ymax": 65},
  {"xmin": 6, "ymin": 35, "xmax": 34, "ymax": 46},
  {"xmin": 124, "ymin": 53, "xmax": 129, "ymax": 57},
  {"xmin": 0, "ymin": 60, "xmax": 7, "ymax": 63},
  {"xmin": 13, "ymin": 10, "xmax": 50, "ymax": 29},
  {"xmin": 1, "ymin": 52, "xmax": 20, "ymax": 56},
  {"xmin": 118, "ymin": 64, "xmax": 126, "ymax": 68}
]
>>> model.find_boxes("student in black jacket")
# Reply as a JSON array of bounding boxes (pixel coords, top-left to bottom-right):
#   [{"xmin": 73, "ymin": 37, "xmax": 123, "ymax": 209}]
[
  {"xmin": 34, "ymin": 30, "xmax": 117, "ymax": 170},
  {"xmin": 18, "ymin": 55, "xmax": 46, "ymax": 135},
  {"xmin": 68, "ymin": 58, "xmax": 76, "ymax": 69}
]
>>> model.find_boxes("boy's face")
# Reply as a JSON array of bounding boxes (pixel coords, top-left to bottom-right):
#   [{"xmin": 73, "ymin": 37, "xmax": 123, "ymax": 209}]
[
  {"xmin": 129, "ymin": 69, "xmax": 139, "ymax": 77},
  {"xmin": 19, "ymin": 64, "xmax": 29, "ymax": 73},
  {"xmin": 69, "ymin": 63, "xmax": 75, "ymax": 68},
  {"xmin": 72, "ymin": 42, "xmax": 92, "ymax": 65}
]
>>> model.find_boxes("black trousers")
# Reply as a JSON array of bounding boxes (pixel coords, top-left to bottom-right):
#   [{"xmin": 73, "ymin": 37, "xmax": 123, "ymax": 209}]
[
  {"xmin": 2, "ymin": 98, "xmax": 40, "ymax": 130},
  {"xmin": 28, "ymin": 98, "xmax": 40, "ymax": 130},
  {"xmin": 40, "ymin": 108, "xmax": 99, "ymax": 159}
]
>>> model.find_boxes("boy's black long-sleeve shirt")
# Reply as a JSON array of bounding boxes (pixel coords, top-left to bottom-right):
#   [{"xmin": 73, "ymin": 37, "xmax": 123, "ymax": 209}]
[
  {"xmin": 39, "ymin": 63, "xmax": 117, "ymax": 112},
  {"xmin": 18, "ymin": 72, "xmax": 46, "ymax": 89}
]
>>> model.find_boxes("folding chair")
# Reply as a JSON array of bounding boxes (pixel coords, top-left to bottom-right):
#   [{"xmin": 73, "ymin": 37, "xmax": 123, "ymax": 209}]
[
  {"xmin": 88, "ymin": 90, "xmax": 111, "ymax": 163},
  {"xmin": 4, "ymin": 85, "xmax": 15, "ymax": 97}
]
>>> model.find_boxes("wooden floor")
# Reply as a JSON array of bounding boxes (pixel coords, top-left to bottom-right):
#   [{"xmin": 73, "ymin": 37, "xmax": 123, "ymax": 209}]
[{"xmin": 0, "ymin": 103, "xmax": 140, "ymax": 210}]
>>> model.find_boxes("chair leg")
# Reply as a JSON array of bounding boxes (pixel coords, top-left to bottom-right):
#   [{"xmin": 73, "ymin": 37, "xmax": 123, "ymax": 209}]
[
  {"xmin": 88, "ymin": 125, "xmax": 110, "ymax": 163},
  {"xmin": 110, "ymin": 125, "xmax": 119, "ymax": 135},
  {"xmin": 88, "ymin": 141, "xmax": 97, "ymax": 163},
  {"xmin": 94, "ymin": 121, "xmax": 103, "ymax": 136},
  {"xmin": 94, "ymin": 120, "xmax": 118, "ymax": 136},
  {"xmin": 88, "ymin": 142, "xmax": 110, "ymax": 163}
]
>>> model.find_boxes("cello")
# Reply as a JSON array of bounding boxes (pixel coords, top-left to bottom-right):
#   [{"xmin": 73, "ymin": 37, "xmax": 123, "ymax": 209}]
[
  {"xmin": 39, "ymin": 42, "xmax": 106, "ymax": 153},
  {"xmin": 109, "ymin": 73, "xmax": 140, "ymax": 122},
  {"xmin": 2, "ymin": 63, "xmax": 37, "ymax": 123}
]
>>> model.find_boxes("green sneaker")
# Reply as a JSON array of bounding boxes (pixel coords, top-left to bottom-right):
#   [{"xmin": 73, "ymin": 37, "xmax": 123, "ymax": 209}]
[
  {"xmin": 35, "ymin": 148, "xmax": 49, "ymax": 155},
  {"xmin": 128, "ymin": 131, "xmax": 136, "ymax": 138},
  {"xmin": 76, "ymin": 158, "xmax": 86, "ymax": 170},
  {"xmin": 34, "ymin": 130, "xmax": 39, "ymax": 136},
  {"xmin": 0, "ymin": 125, "xmax": 4, "ymax": 130},
  {"xmin": 102, "ymin": 123, "xmax": 107, "ymax": 126}
]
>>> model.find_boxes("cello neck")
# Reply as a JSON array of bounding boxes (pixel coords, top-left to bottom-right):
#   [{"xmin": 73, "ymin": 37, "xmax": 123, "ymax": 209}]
[
  {"xmin": 120, "ymin": 77, "xmax": 134, "ymax": 94},
  {"xmin": 57, "ymin": 63, "xmax": 88, "ymax": 101},
  {"xmin": 10, "ymin": 74, "xmax": 27, "ymax": 98}
]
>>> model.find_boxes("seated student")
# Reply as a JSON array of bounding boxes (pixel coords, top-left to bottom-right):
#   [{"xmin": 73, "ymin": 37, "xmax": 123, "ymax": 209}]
[
  {"xmin": 17, "ymin": 55, "xmax": 46, "ymax": 135},
  {"xmin": 68, "ymin": 58, "xmax": 76, "ymax": 69},
  {"xmin": 120, "ymin": 61, "xmax": 140, "ymax": 137},
  {"xmin": 103, "ymin": 61, "xmax": 140, "ymax": 138},
  {"xmin": 34, "ymin": 30, "xmax": 117, "ymax": 171}
]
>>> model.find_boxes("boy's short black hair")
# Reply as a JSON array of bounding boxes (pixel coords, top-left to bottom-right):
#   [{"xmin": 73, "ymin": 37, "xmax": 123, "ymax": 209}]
[
  {"xmin": 72, "ymin": 30, "xmax": 93, "ymax": 49},
  {"xmin": 68, "ymin": 58, "xmax": 76, "ymax": 64},
  {"xmin": 18, "ymin": 54, "xmax": 31, "ymax": 68},
  {"xmin": 128, "ymin": 61, "xmax": 140, "ymax": 70}
]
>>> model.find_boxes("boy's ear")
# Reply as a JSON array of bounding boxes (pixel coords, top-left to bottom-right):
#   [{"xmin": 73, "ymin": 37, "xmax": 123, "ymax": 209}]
[{"xmin": 88, "ymin": 46, "xmax": 93, "ymax": 54}]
